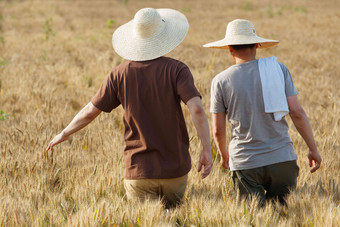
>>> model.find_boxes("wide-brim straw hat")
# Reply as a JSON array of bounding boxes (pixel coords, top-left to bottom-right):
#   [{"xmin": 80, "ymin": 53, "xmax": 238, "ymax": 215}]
[
  {"xmin": 203, "ymin": 19, "xmax": 279, "ymax": 49},
  {"xmin": 113, "ymin": 8, "xmax": 189, "ymax": 61}
]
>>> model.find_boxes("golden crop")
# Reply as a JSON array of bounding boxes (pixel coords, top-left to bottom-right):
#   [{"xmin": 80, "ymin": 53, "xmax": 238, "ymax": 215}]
[{"xmin": 0, "ymin": 0, "xmax": 339, "ymax": 226}]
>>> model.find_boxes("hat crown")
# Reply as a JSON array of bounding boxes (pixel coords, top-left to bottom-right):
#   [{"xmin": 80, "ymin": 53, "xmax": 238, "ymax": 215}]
[
  {"xmin": 112, "ymin": 8, "xmax": 189, "ymax": 61},
  {"xmin": 203, "ymin": 18, "xmax": 279, "ymax": 49},
  {"xmin": 226, "ymin": 19, "xmax": 256, "ymax": 37},
  {"xmin": 133, "ymin": 8, "xmax": 165, "ymax": 39}
]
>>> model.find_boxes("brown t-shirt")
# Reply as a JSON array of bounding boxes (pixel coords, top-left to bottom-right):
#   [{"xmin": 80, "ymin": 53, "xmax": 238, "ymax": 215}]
[{"xmin": 91, "ymin": 57, "xmax": 201, "ymax": 179}]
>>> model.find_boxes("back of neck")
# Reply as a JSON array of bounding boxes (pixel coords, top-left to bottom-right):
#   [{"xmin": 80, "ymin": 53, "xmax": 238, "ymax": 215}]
[
  {"xmin": 234, "ymin": 56, "xmax": 256, "ymax": 64},
  {"xmin": 231, "ymin": 48, "xmax": 257, "ymax": 64}
]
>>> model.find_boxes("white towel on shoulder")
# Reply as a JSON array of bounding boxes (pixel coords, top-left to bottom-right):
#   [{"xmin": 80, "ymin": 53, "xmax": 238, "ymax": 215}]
[{"xmin": 258, "ymin": 56, "xmax": 288, "ymax": 121}]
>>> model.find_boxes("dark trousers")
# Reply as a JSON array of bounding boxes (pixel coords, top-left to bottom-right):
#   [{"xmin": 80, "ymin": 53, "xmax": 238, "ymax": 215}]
[{"xmin": 232, "ymin": 160, "xmax": 299, "ymax": 206}]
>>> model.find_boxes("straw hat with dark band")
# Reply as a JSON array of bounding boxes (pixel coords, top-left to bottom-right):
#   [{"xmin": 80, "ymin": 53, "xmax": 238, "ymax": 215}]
[
  {"xmin": 113, "ymin": 8, "xmax": 189, "ymax": 61},
  {"xmin": 203, "ymin": 19, "xmax": 279, "ymax": 49}
]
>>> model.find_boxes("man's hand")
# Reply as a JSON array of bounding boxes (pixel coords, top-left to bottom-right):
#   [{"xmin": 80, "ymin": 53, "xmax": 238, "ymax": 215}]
[
  {"xmin": 308, "ymin": 150, "xmax": 322, "ymax": 173},
  {"xmin": 197, "ymin": 150, "xmax": 213, "ymax": 179},
  {"xmin": 46, "ymin": 132, "xmax": 68, "ymax": 151}
]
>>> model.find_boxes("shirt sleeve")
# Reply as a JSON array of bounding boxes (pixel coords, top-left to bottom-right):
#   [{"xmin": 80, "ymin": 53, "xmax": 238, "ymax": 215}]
[
  {"xmin": 279, "ymin": 62, "xmax": 299, "ymax": 97},
  {"xmin": 210, "ymin": 78, "xmax": 226, "ymax": 113},
  {"xmin": 91, "ymin": 70, "xmax": 121, "ymax": 112},
  {"xmin": 176, "ymin": 64, "xmax": 201, "ymax": 103}
]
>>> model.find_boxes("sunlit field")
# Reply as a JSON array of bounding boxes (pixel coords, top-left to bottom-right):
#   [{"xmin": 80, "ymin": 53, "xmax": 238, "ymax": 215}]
[{"xmin": 0, "ymin": 0, "xmax": 339, "ymax": 226}]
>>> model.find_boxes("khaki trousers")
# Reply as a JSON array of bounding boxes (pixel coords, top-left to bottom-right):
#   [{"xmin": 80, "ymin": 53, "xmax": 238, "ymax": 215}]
[{"xmin": 124, "ymin": 174, "xmax": 188, "ymax": 209}]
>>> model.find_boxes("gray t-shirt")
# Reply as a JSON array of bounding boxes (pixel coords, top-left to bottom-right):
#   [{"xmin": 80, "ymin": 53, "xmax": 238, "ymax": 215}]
[{"xmin": 210, "ymin": 59, "xmax": 298, "ymax": 170}]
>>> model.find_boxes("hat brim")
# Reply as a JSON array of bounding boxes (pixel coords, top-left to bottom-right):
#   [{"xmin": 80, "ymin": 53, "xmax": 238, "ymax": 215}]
[
  {"xmin": 113, "ymin": 9, "xmax": 189, "ymax": 61},
  {"xmin": 203, "ymin": 36, "xmax": 279, "ymax": 49}
]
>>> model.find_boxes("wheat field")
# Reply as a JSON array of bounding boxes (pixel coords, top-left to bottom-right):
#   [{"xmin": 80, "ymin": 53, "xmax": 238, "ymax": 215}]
[{"xmin": 0, "ymin": 0, "xmax": 339, "ymax": 226}]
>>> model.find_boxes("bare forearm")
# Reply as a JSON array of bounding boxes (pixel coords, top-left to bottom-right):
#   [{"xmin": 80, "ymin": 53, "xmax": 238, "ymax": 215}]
[
  {"xmin": 187, "ymin": 97, "xmax": 211, "ymax": 151},
  {"xmin": 193, "ymin": 114, "xmax": 213, "ymax": 178},
  {"xmin": 213, "ymin": 131, "xmax": 228, "ymax": 159},
  {"xmin": 212, "ymin": 113, "xmax": 228, "ymax": 159},
  {"xmin": 47, "ymin": 102, "xmax": 102, "ymax": 151},
  {"xmin": 186, "ymin": 97, "xmax": 212, "ymax": 178},
  {"xmin": 191, "ymin": 112, "xmax": 211, "ymax": 151},
  {"xmin": 287, "ymin": 95, "xmax": 321, "ymax": 172},
  {"xmin": 62, "ymin": 102, "xmax": 101, "ymax": 137},
  {"xmin": 212, "ymin": 112, "xmax": 229, "ymax": 169},
  {"xmin": 62, "ymin": 114, "xmax": 93, "ymax": 137},
  {"xmin": 290, "ymin": 111, "xmax": 317, "ymax": 151}
]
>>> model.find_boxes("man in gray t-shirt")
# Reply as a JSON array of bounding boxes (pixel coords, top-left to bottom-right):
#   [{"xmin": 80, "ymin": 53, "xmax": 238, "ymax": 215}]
[
  {"xmin": 211, "ymin": 60, "xmax": 298, "ymax": 171},
  {"xmin": 204, "ymin": 19, "xmax": 321, "ymax": 205}
]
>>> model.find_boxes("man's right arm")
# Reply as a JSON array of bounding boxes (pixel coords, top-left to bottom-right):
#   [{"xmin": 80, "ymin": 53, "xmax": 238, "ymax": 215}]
[
  {"xmin": 212, "ymin": 112, "xmax": 229, "ymax": 170},
  {"xmin": 46, "ymin": 102, "xmax": 102, "ymax": 151},
  {"xmin": 287, "ymin": 95, "xmax": 321, "ymax": 173}
]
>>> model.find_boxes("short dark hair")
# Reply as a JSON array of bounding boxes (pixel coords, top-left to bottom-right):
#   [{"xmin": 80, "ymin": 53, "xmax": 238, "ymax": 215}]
[{"xmin": 229, "ymin": 44, "xmax": 256, "ymax": 50}]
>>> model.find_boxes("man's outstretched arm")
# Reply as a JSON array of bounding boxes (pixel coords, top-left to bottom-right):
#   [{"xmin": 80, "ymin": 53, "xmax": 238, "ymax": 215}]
[
  {"xmin": 187, "ymin": 97, "xmax": 212, "ymax": 179},
  {"xmin": 287, "ymin": 95, "xmax": 322, "ymax": 173},
  {"xmin": 46, "ymin": 102, "xmax": 102, "ymax": 151},
  {"xmin": 212, "ymin": 112, "xmax": 229, "ymax": 170}
]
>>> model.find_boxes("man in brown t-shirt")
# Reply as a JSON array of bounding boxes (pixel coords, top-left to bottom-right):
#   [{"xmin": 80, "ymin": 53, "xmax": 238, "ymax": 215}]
[{"xmin": 47, "ymin": 8, "xmax": 212, "ymax": 208}]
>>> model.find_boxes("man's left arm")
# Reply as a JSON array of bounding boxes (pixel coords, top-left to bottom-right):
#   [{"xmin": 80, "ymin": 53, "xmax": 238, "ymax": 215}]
[
  {"xmin": 187, "ymin": 97, "xmax": 212, "ymax": 179},
  {"xmin": 287, "ymin": 95, "xmax": 321, "ymax": 173}
]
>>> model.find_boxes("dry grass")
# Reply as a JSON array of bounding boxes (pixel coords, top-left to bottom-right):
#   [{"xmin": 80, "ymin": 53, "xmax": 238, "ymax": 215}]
[{"xmin": 0, "ymin": 0, "xmax": 339, "ymax": 226}]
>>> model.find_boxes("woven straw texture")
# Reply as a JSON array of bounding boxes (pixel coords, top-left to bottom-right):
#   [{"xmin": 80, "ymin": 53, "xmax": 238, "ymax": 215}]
[
  {"xmin": 203, "ymin": 19, "xmax": 279, "ymax": 49},
  {"xmin": 113, "ymin": 8, "xmax": 189, "ymax": 61}
]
